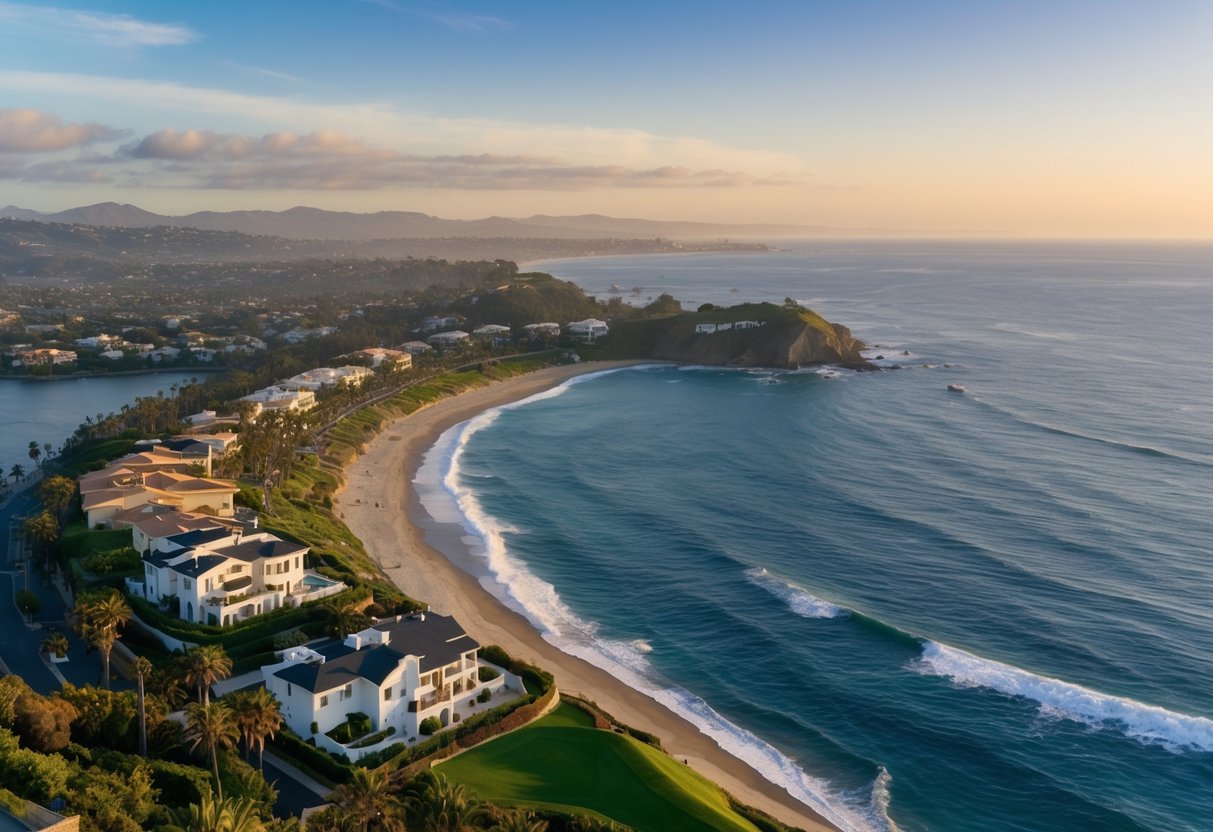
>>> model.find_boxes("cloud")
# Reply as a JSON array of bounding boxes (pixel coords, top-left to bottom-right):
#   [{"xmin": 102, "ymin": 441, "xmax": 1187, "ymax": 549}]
[
  {"xmin": 0, "ymin": 2, "xmax": 197, "ymax": 47},
  {"xmin": 0, "ymin": 72, "xmax": 803, "ymax": 178},
  {"xmin": 109, "ymin": 127, "xmax": 782, "ymax": 191},
  {"xmin": 0, "ymin": 108, "xmax": 124, "ymax": 152},
  {"xmin": 360, "ymin": 0, "xmax": 513, "ymax": 32},
  {"xmin": 419, "ymin": 11, "xmax": 513, "ymax": 32}
]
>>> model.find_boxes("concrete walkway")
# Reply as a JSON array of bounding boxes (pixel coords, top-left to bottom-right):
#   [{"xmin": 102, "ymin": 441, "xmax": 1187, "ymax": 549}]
[{"xmin": 211, "ymin": 669, "xmax": 266, "ymax": 698}]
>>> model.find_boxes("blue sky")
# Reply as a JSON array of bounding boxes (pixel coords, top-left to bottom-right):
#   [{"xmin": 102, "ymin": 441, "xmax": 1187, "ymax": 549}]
[{"xmin": 0, "ymin": 0, "xmax": 1210, "ymax": 235}]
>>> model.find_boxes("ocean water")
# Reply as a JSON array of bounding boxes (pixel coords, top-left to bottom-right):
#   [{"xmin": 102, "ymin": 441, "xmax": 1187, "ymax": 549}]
[{"xmin": 418, "ymin": 242, "xmax": 1213, "ymax": 832}]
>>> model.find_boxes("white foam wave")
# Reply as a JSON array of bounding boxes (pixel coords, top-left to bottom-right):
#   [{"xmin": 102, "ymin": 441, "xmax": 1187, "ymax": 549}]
[
  {"xmin": 420, "ymin": 375, "xmax": 894, "ymax": 832},
  {"xmin": 915, "ymin": 642, "xmax": 1213, "ymax": 753},
  {"xmin": 992, "ymin": 322, "xmax": 1078, "ymax": 341},
  {"xmin": 746, "ymin": 568, "xmax": 848, "ymax": 619}
]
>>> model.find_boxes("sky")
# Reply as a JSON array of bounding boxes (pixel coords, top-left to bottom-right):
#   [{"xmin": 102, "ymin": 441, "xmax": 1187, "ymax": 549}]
[{"xmin": 0, "ymin": 0, "xmax": 1210, "ymax": 237}]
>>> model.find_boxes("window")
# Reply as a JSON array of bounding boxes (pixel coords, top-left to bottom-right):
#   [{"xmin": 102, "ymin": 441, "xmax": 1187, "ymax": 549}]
[
  {"xmin": 264, "ymin": 564, "xmax": 271, "ymax": 575},
  {"xmin": 343, "ymin": 684, "xmax": 353, "ymax": 699},
  {"xmin": 384, "ymin": 688, "xmax": 392, "ymax": 701},
  {"xmin": 295, "ymin": 556, "xmax": 300, "ymax": 569},
  {"xmin": 287, "ymin": 684, "xmax": 292, "ymax": 696},
  {"xmin": 184, "ymin": 579, "xmax": 192, "ymax": 589},
  {"xmin": 319, "ymin": 694, "xmax": 328, "ymax": 707}
]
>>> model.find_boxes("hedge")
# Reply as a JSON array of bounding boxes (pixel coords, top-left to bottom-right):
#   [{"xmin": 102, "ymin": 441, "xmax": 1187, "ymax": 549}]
[
  {"xmin": 268, "ymin": 728, "xmax": 352, "ymax": 786},
  {"xmin": 478, "ymin": 644, "xmax": 554, "ymax": 695}
]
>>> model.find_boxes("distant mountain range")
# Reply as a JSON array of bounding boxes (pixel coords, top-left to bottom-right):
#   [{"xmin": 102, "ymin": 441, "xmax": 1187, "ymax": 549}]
[{"xmin": 0, "ymin": 202, "xmax": 883, "ymax": 241}]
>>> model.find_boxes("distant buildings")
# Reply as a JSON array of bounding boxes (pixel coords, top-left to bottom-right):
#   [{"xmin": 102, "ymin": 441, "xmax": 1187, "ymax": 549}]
[
  {"xmin": 239, "ymin": 386, "xmax": 317, "ymax": 413},
  {"xmin": 427, "ymin": 330, "xmax": 470, "ymax": 348},
  {"xmin": 421, "ymin": 316, "xmax": 460, "ymax": 332},
  {"xmin": 280, "ymin": 365, "xmax": 373, "ymax": 391},
  {"xmin": 340, "ymin": 347, "xmax": 412, "ymax": 369},
  {"xmin": 9, "ymin": 348, "xmax": 77, "ymax": 367},
  {"xmin": 567, "ymin": 319, "xmax": 610, "ymax": 343},
  {"xmin": 399, "ymin": 341, "xmax": 433, "ymax": 356},
  {"xmin": 522, "ymin": 322, "xmax": 561, "ymax": 337}
]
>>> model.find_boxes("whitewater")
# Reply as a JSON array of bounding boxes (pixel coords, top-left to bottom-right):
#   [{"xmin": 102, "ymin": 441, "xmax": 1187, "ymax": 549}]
[{"xmin": 416, "ymin": 241, "xmax": 1213, "ymax": 832}]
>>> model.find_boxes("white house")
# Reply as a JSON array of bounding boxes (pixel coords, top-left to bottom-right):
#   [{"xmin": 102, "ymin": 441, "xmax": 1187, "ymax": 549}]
[
  {"xmin": 281, "ymin": 366, "xmax": 373, "ymax": 391},
  {"xmin": 129, "ymin": 528, "xmax": 346, "ymax": 626},
  {"xmin": 427, "ymin": 330, "xmax": 470, "ymax": 348},
  {"xmin": 263, "ymin": 613, "xmax": 514, "ymax": 759},
  {"xmin": 522, "ymin": 322, "xmax": 561, "ymax": 337},
  {"xmin": 340, "ymin": 348, "xmax": 412, "ymax": 369},
  {"xmin": 149, "ymin": 346, "xmax": 181, "ymax": 363},
  {"xmin": 399, "ymin": 341, "xmax": 433, "ymax": 355},
  {"xmin": 567, "ymin": 319, "xmax": 610, "ymax": 343},
  {"xmin": 695, "ymin": 323, "xmax": 718, "ymax": 334},
  {"xmin": 240, "ymin": 386, "xmax": 317, "ymax": 412},
  {"xmin": 420, "ymin": 316, "xmax": 459, "ymax": 332}
]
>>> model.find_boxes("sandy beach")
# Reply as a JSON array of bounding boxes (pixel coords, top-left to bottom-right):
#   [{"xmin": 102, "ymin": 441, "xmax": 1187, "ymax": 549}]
[{"xmin": 335, "ymin": 360, "xmax": 837, "ymax": 832}]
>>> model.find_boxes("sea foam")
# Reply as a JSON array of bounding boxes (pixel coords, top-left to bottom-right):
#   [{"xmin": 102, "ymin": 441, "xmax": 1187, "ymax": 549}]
[
  {"xmin": 745, "ymin": 567, "xmax": 849, "ymax": 619},
  {"xmin": 421, "ymin": 371, "xmax": 896, "ymax": 832},
  {"xmin": 914, "ymin": 641, "xmax": 1213, "ymax": 753}
]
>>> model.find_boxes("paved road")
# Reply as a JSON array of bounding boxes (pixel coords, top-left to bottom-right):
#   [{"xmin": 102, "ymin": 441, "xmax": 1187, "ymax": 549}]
[
  {"xmin": 1, "ymin": 490, "xmax": 118, "ymax": 693},
  {"xmin": 262, "ymin": 754, "xmax": 331, "ymax": 818}
]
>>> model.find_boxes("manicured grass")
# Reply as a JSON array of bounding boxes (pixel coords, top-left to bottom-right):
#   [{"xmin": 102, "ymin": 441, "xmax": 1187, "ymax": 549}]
[{"xmin": 438, "ymin": 703, "xmax": 762, "ymax": 832}]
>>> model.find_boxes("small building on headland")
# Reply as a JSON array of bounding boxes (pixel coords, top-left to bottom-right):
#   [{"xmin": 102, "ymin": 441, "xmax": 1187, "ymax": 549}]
[{"xmin": 567, "ymin": 319, "xmax": 610, "ymax": 343}]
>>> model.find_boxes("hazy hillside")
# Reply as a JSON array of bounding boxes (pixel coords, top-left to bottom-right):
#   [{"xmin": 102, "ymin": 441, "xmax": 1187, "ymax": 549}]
[{"xmin": 0, "ymin": 202, "xmax": 876, "ymax": 241}]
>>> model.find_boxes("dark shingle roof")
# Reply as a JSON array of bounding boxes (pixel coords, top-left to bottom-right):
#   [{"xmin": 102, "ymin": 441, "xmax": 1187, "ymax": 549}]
[
  {"xmin": 273, "ymin": 613, "xmax": 479, "ymax": 693},
  {"xmin": 163, "ymin": 527, "xmax": 230, "ymax": 550},
  {"xmin": 213, "ymin": 538, "xmax": 307, "ymax": 563},
  {"xmin": 169, "ymin": 554, "xmax": 227, "ymax": 578}
]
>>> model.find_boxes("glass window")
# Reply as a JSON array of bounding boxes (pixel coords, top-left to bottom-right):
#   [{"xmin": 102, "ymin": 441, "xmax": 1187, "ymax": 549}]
[
  {"xmin": 384, "ymin": 688, "xmax": 391, "ymax": 701},
  {"xmin": 319, "ymin": 694, "xmax": 328, "ymax": 707}
]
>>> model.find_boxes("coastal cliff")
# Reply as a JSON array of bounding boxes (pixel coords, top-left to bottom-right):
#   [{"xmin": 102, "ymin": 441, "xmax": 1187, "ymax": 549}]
[{"xmin": 599, "ymin": 302, "xmax": 871, "ymax": 369}]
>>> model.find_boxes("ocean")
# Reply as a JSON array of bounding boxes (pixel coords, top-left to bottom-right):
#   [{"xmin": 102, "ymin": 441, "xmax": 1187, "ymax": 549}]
[{"xmin": 417, "ymin": 241, "xmax": 1213, "ymax": 831}]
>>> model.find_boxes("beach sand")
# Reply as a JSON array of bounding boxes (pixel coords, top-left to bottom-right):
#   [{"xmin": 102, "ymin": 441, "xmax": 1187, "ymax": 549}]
[{"xmin": 335, "ymin": 361, "xmax": 838, "ymax": 832}]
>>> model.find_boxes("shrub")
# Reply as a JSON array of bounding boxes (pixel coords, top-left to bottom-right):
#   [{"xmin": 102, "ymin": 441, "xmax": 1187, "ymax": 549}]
[
  {"xmin": 353, "ymin": 741, "xmax": 406, "ymax": 769},
  {"xmin": 477, "ymin": 666, "xmax": 500, "ymax": 682},
  {"xmin": 272, "ymin": 629, "xmax": 309, "ymax": 650},
  {"xmin": 419, "ymin": 716, "xmax": 441, "ymax": 736},
  {"xmin": 478, "ymin": 644, "xmax": 553, "ymax": 694},
  {"xmin": 327, "ymin": 712, "xmax": 373, "ymax": 744},
  {"xmin": 477, "ymin": 688, "xmax": 492, "ymax": 704}
]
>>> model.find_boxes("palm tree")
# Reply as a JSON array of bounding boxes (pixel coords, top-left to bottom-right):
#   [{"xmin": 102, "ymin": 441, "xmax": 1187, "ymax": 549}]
[
  {"xmin": 186, "ymin": 644, "xmax": 233, "ymax": 705},
  {"xmin": 73, "ymin": 590, "xmax": 131, "ymax": 689},
  {"xmin": 27, "ymin": 440, "xmax": 42, "ymax": 467},
  {"xmin": 134, "ymin": 655, "xmax": 153, "ymax": 757},
  {"xmin": 228, "ymin": 687, "xmax": 283, "ymax": 769},
  {"xmin": 9, "ymin": 463, "xmax": 25, "ymax": 485},
  {"xmin": 487, "ymin": 809, "xmax": 548, "ymax": 832},
  {"xmin": 185, "ymin": 702, "xmax": 239, "ymax": 801},
  {"xmin": 336, "ymin": 767, "xmax": 402, "ymax": 832},
  {"xmin": 37, "ymin": 475, "xmax": 76, "ymax": 522},
  {"xmin": 405, "ymin": 772, "xmax": 478, "ymax": 832},
  {"xmin": 326, "ymin": 596, "xmax": 372, "ymax": 639},
  {"xmin": 41, "ymin": 630, "xmax": 69, "ymax": 659},
  {"xmin": 177, "ymin": 790, "xmax": 265, "ymax": 832},
  {"xmin": 22, "ymin": 511, "xmax": 60, "ymax": 569}
]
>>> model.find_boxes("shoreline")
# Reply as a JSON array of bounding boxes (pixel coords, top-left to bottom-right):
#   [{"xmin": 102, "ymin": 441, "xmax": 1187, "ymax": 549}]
[{"xmin": 334, "ymin": 360, "xmax": 839, "ymax": 832}]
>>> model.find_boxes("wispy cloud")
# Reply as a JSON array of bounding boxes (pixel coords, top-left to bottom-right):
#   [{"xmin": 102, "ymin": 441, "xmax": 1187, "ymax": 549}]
[
  {"xmin": 418, "ymin": 10, "xmax": 512, "ymax": 32},
  {"xmin": 0, "ymin": 108, "xmax": 125, "ymax": 152},
  {"xmin": 0, "ymin": 72, "xmax": 802, "ymax": 179},
  {"xmin": 218, "ymin": 60, "xmax": 303, "ymax": 82},
  {"xmin": 0, "ymin": 2, "xmax": 197, "ymax": 47},
  {"xmin": 101, "ymin": 127, "xmax": 782, "ymax": 191},
  {"xmin": 359, "ymin": 0, "xmax": 512, "ymax": 32}
]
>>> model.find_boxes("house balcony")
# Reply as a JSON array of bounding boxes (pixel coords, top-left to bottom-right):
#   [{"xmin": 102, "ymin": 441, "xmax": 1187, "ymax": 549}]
[{"xmin": 409, "ymin": 687, "xmax": 452, "ymax": 712}]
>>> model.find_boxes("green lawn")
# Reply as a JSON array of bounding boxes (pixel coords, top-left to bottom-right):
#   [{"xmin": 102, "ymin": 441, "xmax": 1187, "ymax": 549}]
[{"xmin": 438, "ymin": 703, "xmax": 762, "ymax": 832}]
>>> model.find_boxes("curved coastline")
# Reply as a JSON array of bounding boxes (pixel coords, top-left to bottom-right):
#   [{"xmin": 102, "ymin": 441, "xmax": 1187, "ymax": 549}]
[{"xmin": 334, "ymin": 360, "xmax": 838, "ymax": 832}]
